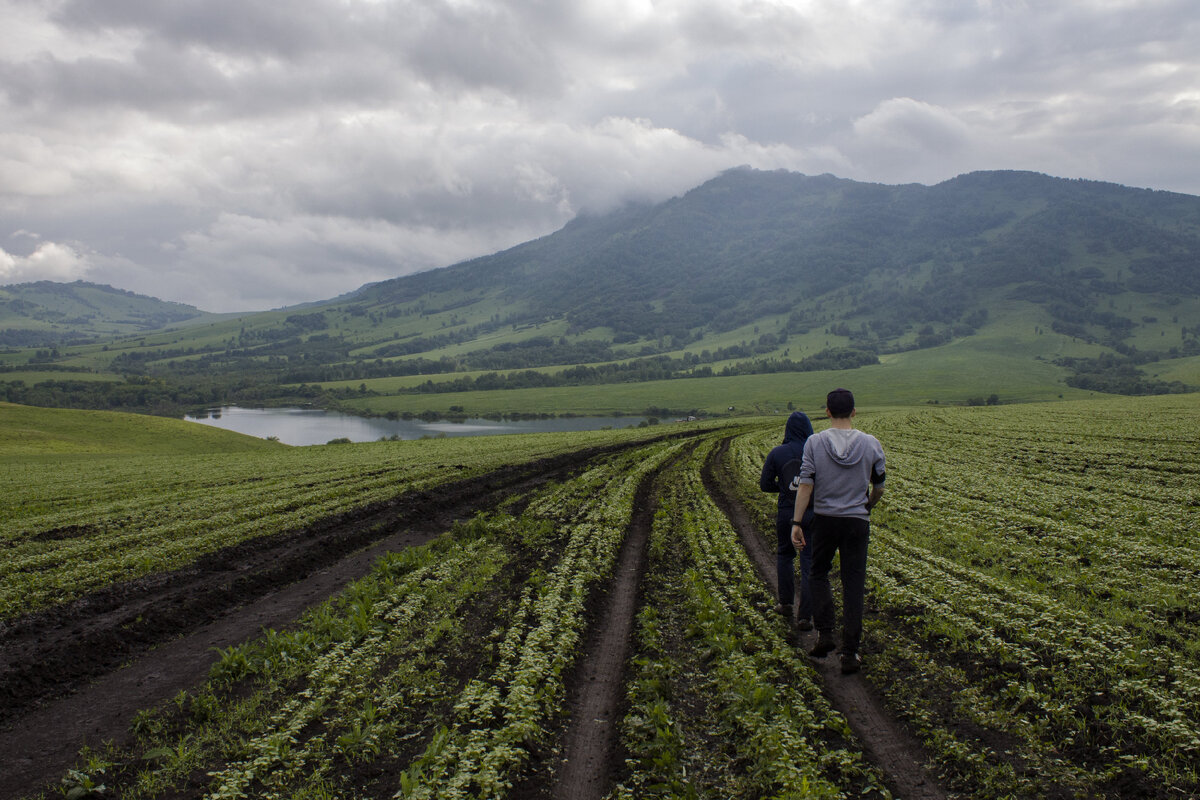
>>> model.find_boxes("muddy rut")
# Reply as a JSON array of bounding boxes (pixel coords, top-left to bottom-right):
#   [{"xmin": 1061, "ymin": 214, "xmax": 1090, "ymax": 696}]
[
  {"xmin": 0, "ymin": 440, "xmax": 659, "ymax": 800},
  {"xmin": 547, "ymin": 455, "xmax": 662, "ymax": 800}
]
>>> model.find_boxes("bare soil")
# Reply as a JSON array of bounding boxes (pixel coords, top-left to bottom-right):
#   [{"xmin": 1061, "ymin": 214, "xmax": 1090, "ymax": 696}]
[
  {"xmin": 0, "ymin": 442, "xmax": 644, "ymax": 800},
  {"xmin": 547, "ymin": 454, "xmax": 662, "ymax": 800}
]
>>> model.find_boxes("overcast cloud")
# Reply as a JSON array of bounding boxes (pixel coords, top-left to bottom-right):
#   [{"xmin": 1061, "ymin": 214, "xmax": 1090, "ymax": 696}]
[{"xmin": 2, "ymin": 0, "xmax": 1198, "ymax": 311}]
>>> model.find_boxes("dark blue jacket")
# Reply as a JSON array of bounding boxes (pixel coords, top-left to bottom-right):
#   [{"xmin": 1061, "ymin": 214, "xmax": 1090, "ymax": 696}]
[{"xmin": 759, "ymin": 411, "xmax": 816, "ymax": 523}]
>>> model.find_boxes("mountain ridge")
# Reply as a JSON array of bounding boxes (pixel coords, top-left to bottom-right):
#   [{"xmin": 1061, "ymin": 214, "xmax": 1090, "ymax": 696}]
[{"xmin": 3, "ymin": 168, "xmax": 1198, "ymax": 413}]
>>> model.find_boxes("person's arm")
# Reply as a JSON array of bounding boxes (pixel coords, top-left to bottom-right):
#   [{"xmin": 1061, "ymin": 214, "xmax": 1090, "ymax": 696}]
[
  {"xmin": 865, "ymin": 484, "xmax": 884, "ymax": 512},
  {"xmin": 790, "ymin": 482, "xmax": 812, "ymax": 547},
  {"xmin": 759, "ymin": 456, "xmax": 778, "ymax": 493},
  {"xmin": 865, "ymin": 451, "xmax": 886, "ymax": 512}
]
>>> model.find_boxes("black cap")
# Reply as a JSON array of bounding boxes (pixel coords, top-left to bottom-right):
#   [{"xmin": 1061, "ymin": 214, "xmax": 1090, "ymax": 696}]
[{"xmin": 826, "ymin": 388, "xmax": 855, "ymax": 416}]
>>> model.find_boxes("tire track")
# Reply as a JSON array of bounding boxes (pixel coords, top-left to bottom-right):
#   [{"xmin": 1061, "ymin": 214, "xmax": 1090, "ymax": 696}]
[
  {"xmin": 547, "ymin": 453, "xmax": 664, "ymax": 800},
  {"xmin": 0, "ymin": 438, "xmax": 683, "ymax": 800},
  {"xmin": 701, "ymin": 438, "xmax": 947, "ymax": 800}
]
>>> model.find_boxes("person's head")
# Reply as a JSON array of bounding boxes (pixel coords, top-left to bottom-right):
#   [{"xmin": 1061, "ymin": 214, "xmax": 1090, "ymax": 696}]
[
  {"xmin": 825, "ymin": 388, "xmax": 855, "ymax": 419},
  {"xmin": 783, "ymin": 410, "xmax": 813, "ymax": 443}
]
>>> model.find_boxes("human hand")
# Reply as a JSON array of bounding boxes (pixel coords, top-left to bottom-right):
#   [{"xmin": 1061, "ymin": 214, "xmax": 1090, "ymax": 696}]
[{"xmin": 790, "ymin": 525, "xmax": 805, "ymax": 548}]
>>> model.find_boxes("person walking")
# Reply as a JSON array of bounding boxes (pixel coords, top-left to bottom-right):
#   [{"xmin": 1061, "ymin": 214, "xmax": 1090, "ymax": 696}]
[
  {"xmin": 790, "ymin": 388, "xmax": 885, "ymax": 674},
  {"xmin": 759, "ymin": 411, "xmax": 816, "ymax": 629}
]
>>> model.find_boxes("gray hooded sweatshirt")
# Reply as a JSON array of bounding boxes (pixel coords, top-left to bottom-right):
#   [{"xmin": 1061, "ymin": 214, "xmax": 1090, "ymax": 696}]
[{"xmin": 798, "ymin": 427, "xmax": 886, "ymax": 520}]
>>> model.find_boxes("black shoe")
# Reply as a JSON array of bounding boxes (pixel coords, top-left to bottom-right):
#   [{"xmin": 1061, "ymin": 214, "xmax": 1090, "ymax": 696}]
[
  {"xmin": 809, "ymin": 634, "xmax": 836, "ymax": 657},
  {"xmin": 796, "ymin": 618, "xmax": 814, "ymax": 631},
  {"xmin": 775, "ymin": 603, "xmax": 793, "ymax": 619},
  {"xmin": 840, "ymin": 651, "xmax": 861, "ymax": 674}
]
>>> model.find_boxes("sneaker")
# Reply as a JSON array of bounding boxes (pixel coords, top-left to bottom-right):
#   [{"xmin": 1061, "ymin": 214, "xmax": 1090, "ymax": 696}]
[
  {"xmin": 796, "ymin": 618, "xmax": 814, "ymax": 631},
  {"xmin": 774, "ymin": 603, "xmax": 793, "ymax": 619},
  {"xmin": 809, "ymin": 634, "xmax": 836, "ymax": 658},
  {"xmin": 840, "ymin": 651, "xmax": 861, "ymax": 674}
]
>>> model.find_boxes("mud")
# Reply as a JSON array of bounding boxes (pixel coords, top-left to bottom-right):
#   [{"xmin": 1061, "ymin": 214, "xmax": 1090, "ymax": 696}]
[{"xmin": 548, "ymin": 456, "xmax": 663, "ymax": 800}]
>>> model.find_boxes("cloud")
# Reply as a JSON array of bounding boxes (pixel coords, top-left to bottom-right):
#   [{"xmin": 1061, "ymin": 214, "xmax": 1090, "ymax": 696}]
[
  {"xmin": 841, "ymin": 98, "xmax": 973, "ymax": 183},
  {"xmin": 1, "ymin": 0, "xmax": 1199, "ymax": 310},
  {"xmin": 0, "ymin": 241, "xmax": 91, "ymax": 283}
]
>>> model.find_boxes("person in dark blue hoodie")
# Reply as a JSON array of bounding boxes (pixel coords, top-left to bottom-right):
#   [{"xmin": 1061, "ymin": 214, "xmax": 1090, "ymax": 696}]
[{"xmin": 759, "ymin": 411, "xmax": 816, "ymax": 628}]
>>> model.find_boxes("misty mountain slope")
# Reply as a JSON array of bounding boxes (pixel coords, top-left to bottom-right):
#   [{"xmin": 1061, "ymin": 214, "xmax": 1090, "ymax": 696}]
[{"xmin": 354, "ymin": 167, "xmax": 1200, "ymax": 353}]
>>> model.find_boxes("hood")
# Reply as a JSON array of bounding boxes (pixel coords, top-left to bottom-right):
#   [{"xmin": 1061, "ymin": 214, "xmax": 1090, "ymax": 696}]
[
  {"xmin": 782, "ymin": 411, "xmax": 814, "ymax": 444},
  {"xmin": 820, "ymin": 428, "xmax": 871, "ymax": 467}
]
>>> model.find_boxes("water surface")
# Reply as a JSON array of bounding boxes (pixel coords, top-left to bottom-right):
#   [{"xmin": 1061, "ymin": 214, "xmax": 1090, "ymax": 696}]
[{"xmin": 184, "ymin": 406, "xmax": 646, "ymax": 446}]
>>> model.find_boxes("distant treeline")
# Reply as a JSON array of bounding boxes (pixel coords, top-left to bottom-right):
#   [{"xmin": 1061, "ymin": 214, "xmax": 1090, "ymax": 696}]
[
  {"xmin": 0, "ymin": 348, "xmax": 879, "ymax": 413},
  {"xmin": 270, "ymin": 334, "xmax": 798, "ymax": 384},
  {"xmin": 0, "ymin": 377, "xmax": 323, "ymax": 416},
  {"xmin": 0, "ymin": 328, "xmax": 97, "ymax": 348},
  {"xmin": 372, "ymin": 348, "xmax": 880, "ymax": 395},
  {"xmin": 1056, "ymin": 353, "xmax": 1192, "ymax": 395}
]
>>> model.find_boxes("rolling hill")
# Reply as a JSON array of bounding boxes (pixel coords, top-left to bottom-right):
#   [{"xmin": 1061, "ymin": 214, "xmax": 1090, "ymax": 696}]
[{"xmin": 0, "ymin": 280, "xmax": 221, "ymax": 347}]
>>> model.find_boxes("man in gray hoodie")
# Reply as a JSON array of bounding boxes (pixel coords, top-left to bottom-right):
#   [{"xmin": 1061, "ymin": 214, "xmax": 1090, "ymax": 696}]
[{"xmin": 790, "ymin": 388, "xmax": 885, "ymax": 674}]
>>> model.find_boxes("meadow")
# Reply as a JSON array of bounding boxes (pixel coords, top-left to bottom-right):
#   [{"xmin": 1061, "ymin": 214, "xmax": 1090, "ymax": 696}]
[
  {"xmin": 327, "ymin": 340, "xmax": 1096, "ymax": 420},
  {"xmin": 3, "ymin": 393, "xmax": 1197, "ymax": 799}
]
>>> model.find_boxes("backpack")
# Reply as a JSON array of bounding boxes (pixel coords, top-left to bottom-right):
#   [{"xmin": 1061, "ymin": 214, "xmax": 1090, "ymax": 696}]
[{"xmin": 778, "ymin": 456, "xmax": 804, "ymax": 503}]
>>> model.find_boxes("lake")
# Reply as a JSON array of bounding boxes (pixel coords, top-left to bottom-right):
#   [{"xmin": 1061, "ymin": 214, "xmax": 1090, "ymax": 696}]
[{"xmin": 183, "ymin": 406, "xmax": 648, "ymax": 446}]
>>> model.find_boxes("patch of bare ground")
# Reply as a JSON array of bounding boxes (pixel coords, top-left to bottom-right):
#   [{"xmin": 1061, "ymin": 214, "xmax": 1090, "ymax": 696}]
[
  {"xmin": 0, "ymin": 438, "xmax": 674, "ymax": 800},
  {"xmin": 702, "ymin": 438, "xmax": 948, "ymax": 800},
  {"xmin": 510, "ymin": 447, "xmax": 673, "ymax": 800}
]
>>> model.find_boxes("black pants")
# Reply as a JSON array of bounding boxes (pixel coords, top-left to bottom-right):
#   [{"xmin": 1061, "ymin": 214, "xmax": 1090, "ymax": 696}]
[
  {"xmin": 810, "ymin": 514, "xmax": 870, "ymax": 653},
  {"xmin": 775, "ymin": 513, "xmax": 813, "ymax": 619}
]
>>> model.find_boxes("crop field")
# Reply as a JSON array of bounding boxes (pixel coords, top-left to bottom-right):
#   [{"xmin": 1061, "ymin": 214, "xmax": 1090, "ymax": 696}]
[
  {"xmin": 0, "ymin": 420, "xmax": 738, "ymax": 621},
  {"xmin": 729, "ymin": 394, "xmax": 1200, "ymax": 798},
  {"xmin": 3, "ymin": 394, "xmax": 1198, "ymax": 799}
]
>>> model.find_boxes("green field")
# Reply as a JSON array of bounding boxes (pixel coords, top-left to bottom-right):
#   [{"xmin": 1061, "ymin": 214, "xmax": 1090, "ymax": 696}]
[
  {"xmin": 0, "ymin": 402, "xmax": 281, "ymax": 456},
  {"xmin": 7, "ymin": 393, "xmax": 1199, "ymax": 799},
  {"xmin": 329, "ymin": 340, "xmax": 1095, "ymax": 418},
  {"xmin": 0, "ymin": 405, "xmax": 736, "ymax": 619},
  {"xmin": 1153, "ymin": 354, "xmax": 1200, "ymax": 385}
]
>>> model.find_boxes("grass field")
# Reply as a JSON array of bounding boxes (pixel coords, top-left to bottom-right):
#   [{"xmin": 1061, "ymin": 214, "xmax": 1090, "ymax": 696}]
[
  {"xmin": 333, "ymin": 340, "xmax": 1095, "ymax": 418},
  {"xmin": 0, "ymin": 402, "xmax": 282, "ymax": 456},
  {"xmin": 1152, "ymin": 353, "xmax": 1200, "ymax": 385}
]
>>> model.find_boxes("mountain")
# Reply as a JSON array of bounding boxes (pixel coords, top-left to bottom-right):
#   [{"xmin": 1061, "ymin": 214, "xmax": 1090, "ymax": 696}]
[
  {"xmin": 4, "ymin": 168, "xmax": 1199, "ymax": 413},
  {"xmin": 0, "ymin": 281, "xmax": 219, "ymax": 348},
  {"xmin": 324, "ymin": 168, "xmax": 1200, "ymax": 385}
]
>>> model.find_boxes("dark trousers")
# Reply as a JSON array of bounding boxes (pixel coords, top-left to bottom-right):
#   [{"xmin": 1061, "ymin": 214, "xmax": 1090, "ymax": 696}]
[
  {"xmin": 775, "ymin": 513, "xmax": 813, "ymax": 620},
  {"xmin": 810, "ymin": 514, "xmax": 870, "ymax": 653}
]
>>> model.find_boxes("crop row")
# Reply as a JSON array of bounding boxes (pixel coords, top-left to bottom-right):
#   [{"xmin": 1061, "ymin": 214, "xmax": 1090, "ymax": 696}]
[
  {"xmin": 610, "ymin": 440, "xmax": 887, "ymax": 798},
  {"xmin": 730, "ymin": 394, "xmax": 1200, "ymax": 798},
  {"xmin": 37, "ymin": 437, "xmax": 684, "ymax": 799},
  {"xmin": 0, "ymin": 424, "xmax": 722, "ymax": 620}
]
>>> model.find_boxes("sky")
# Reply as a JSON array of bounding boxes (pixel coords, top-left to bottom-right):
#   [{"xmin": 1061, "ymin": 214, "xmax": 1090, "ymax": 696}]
[{"xmin": 1, "ymin": 0, "xmax": 1198, "ymax": 312}]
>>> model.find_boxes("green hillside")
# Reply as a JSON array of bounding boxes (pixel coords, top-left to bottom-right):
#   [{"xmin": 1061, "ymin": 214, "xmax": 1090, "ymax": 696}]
[
  {"xmin": 2, "ymin": 169, "xmax": 1198, "ymax": 417},
  {"xmin": 0, "ymin": 401, "xmax": 283, "ymax": 456},
  {"xmin": 0, "ymin": 280, "xmax": 221, "ymax": 347}
]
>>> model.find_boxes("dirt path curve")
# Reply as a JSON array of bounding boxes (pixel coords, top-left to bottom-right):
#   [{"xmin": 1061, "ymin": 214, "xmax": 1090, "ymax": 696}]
[
  {"xmin": 549, "ymin": 454, "xmax": 663, "ymax": 800},
  {"xmin": 702, "ymin": 439, "xmax": 947, "ymax": 800},
  {"xmin": 0, "ymin": 442, "xmax": 648, "ymax": 800}
]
